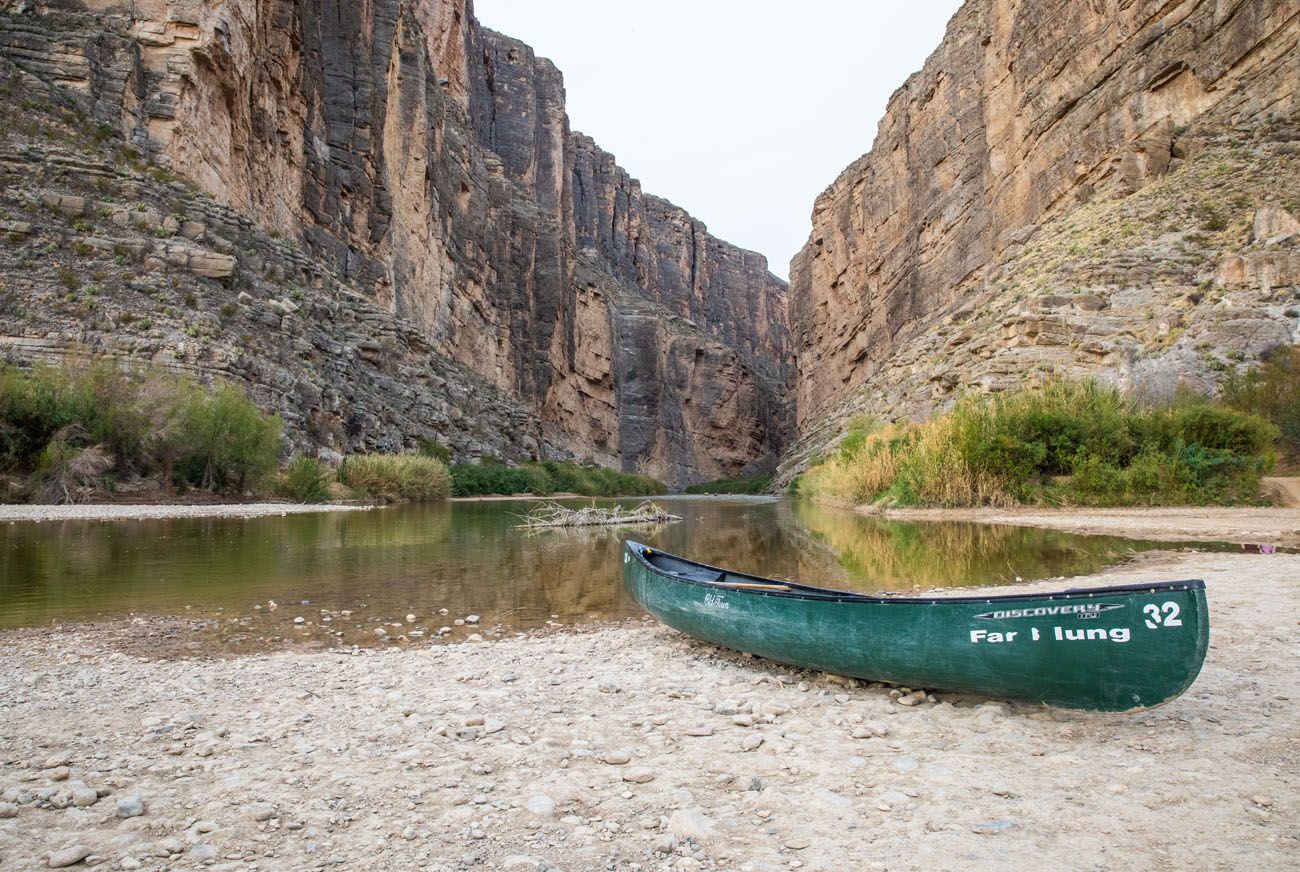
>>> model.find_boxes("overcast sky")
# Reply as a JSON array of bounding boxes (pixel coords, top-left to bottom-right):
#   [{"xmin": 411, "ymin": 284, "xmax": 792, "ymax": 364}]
[{"xmin": 472, "ymin": 0, "xmax": 963, "ymax": 280}]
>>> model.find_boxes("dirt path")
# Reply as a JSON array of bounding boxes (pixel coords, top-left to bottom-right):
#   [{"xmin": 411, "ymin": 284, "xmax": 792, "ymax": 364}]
[
  {"xmin": 0, "ymin": 550, "xmax": 1295, "ymax": 871},
  {"xmin": 876, "ymin": 505, "xmax": 1300, "ymax": 545}
]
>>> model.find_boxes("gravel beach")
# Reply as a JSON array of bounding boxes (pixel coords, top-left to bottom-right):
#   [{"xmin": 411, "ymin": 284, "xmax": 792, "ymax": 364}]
[
  {"xmin": 0, "ymin": 504, "xmax": 369, "ymax": 524},
  {"xmin": 0, "ymin": 548, "xmax": 1295, "ymax": 871}
]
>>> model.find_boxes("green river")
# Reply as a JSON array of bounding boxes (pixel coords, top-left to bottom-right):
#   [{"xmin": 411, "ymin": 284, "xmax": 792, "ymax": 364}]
[{"xmin": 0, "ymin": 496, "xmax": 1213, "ymax": 653}]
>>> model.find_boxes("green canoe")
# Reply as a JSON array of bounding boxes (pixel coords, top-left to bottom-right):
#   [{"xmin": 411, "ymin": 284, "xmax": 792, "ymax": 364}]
[{"xmin": 623, "ymin": 540, "xmax": 1208, "ymax": 712}]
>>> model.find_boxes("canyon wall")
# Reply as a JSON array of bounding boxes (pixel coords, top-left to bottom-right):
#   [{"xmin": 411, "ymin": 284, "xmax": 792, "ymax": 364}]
[
  {"xmin": 0, "ymin": 0, "xmax": 793, "ymax": 487},
  {"xmin": 785, "ymin": 0, "xmax": 1299, "ymax": 478}
]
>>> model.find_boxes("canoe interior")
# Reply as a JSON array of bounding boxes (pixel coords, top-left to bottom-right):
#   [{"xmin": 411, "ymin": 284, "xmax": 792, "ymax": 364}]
[{"xmin": 623, "ymin": 541, "xmax": 1210, "ymax": 712}]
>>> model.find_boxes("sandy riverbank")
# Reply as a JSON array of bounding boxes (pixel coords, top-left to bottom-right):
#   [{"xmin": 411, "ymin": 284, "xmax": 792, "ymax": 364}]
[
  {"xmin": 0, "ymin": 503, "xmax": 370, "ymax": 523},
  {"xmin": 875, "ymin": 505, "xmax": 1300, "ymax": 546},
  {"xmin": 1, "ymin": 547, "xmax": 1295, "ymax": 871}
]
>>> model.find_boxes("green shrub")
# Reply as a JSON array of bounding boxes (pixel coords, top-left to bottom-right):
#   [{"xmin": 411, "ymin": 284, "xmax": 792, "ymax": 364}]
[
  {"xmin": 1220, "ymin": 346, "xmax": 1300, "ymax": 467},
  {"xmin": 174, "ymin": 384, "xmax": 282, "ymax": 493},
  {"xmin": 0, "ymin": 360, "xmax": 282, "ymax": 500},
  {"xmin": 800, "ymin": 378, "xmax": 1278, "ymax": 508},
  {"xmin": 416, "ymin": 436, "xmax": 452, "ymax": 463},
  {"xmin": 340, "ymin": 454, "xmax": 451, "ymax": 502},
  {"xmin": 277, "ymin": 456, "xmax": 332, "ymax": 503},
  {"xmin": 449, "ymin": 459, "xmax": 665, "ymax": 497},
  {"xmin": 684, "ymin": 474, "xmax": 773, "ymax": 494}
]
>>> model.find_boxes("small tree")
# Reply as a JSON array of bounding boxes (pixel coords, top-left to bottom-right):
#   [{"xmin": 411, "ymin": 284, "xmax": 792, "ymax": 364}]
[{"xmin": 177, "ymin": 383, "xmax": 281, "ymax": 492}]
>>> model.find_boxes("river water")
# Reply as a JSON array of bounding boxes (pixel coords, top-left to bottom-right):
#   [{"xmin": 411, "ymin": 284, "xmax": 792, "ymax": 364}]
[{"xmin": 0, "ymin": 496, "xmax": 1211, "ymax": 652}]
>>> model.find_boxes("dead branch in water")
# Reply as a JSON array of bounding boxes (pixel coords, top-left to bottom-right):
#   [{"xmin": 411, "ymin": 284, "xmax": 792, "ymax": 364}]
[{"xmin": 514, "ymin": 500, "xmax": 682, "ymax": 529}]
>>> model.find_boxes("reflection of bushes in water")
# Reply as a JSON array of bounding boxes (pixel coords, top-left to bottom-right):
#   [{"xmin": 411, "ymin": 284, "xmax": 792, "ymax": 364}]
[{"xmin": 790, "ymin": 501, "xmax": 1153, "ymax": 590}]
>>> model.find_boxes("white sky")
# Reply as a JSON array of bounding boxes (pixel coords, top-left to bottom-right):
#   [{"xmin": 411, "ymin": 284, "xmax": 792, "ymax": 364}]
[{"xmin": 472, "ymin": 0, "xmax": 963, "ymax": 280}]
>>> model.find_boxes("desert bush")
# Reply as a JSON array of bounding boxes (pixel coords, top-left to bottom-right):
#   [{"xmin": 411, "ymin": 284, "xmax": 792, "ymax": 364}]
[
  {"xmin": 684, "ymin": 474, "xmax": 772, "ymax": 494},
  {"xmin": 1220, "ymin": 346, "xmax": 1300, "ymax": 467},
  {"xmin": 174, "ymin": 384, "xmax": 281, "ymax": 493},
  {"xmin": 449, "ymin": 459, "xmax": 665, "ymax": 497},
  {"xmin": 1, "ymin": 360, "xmax": 285, "ymax": 501},
  {"xmin": 800, "ymin": 379, "xmax": 1277, "ymax": 508},
  {"xmin": 340, "ymin": 454, "xmax": 451, "ymax": 502},
  {"xmin": 277, "ymin": 456, "xmax": 332, "ymax": 503}
]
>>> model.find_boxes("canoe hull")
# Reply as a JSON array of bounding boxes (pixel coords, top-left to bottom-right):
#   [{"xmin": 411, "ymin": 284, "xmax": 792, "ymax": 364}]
[{"xmin": 622, "ymin": 541, "xmax": 1208, "ymax": 712}]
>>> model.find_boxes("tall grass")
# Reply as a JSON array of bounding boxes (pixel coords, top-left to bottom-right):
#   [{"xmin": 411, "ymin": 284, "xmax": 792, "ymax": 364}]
[
  {"xmin": 340, "ymin": 454, "xmax": 451, "ymax": 502},
  {"xmin": 799, "ymin": 379, "xmax": 1277, "ymax": 508}
]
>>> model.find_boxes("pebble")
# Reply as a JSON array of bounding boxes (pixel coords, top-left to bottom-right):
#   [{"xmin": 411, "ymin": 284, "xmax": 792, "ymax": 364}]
[
  {"xmin": 654, "ymin": 833, "xmax": 678, "ymax": 854},
  {"xmin": 406, "ymin": 613, "xmax": 417, "ymax": 623},
  {"xmin": 622, "ymin": 767, "xmax": 656, "ymax": 784},
  {"xmin": 524, "ymin": 795, "xmax": 556, "ymax": 818},
  {"xmin": 293, "ymin": 616, "xmax": 305, "ymax": 624},
  {"xmin": 247, "ymin": 802, "xmax": 276, "ymax": 822},
  {"xmin": 603, "ymin": 749, "xmax": 632, "ymax": 765},
  {"xmin": 784, "ymin": 837, "xmax": 811, "ymax": 850},
  {"xmin": 972, "ymin": 820, "xmax": 1017, "ymax": 834},
  {"xmin": 483, "ymin": 719, "xmax": 506, "ymax": 734},
  {"xmin": 466, "ymin": 615, "xmax": 481, "ymax": 625},
  {"xmin": 0, "ymin": 802, "xmax": 17, "ymax": 818},
  {"xmin": 189, "ymin": 844, "xmax": 218, "ymax": 860},
  {"xmin": 897, "ymin": 690, "xmax": 928, "ymax": 706},
  {"xmin": 892, "ymin": 755, "xmax": 919, "ymax": 773},
  {"xmin": 44, "ymin": 752, "xmax": 71, "ymax": 769},
  {"xmin": 815, "ymin": 788, "xmax": 853, "ymax": 810},
  {"xmin": 685, "ymin": 725, "xmax": 714, "ymax": 737},
  {"xmin": 70, "ymin": 787, "xmax": 98, "ymax": 808},
  {"xmin": 668, "ymin": 809, "xmax": 716, "ymax": 842},
  {"xmin": 115, "ymin": 796, "xmax": 145, "ymax": 818},
  {"xmin": 741, "ymin": 734, "xmax": 764, "ymax": 752},
  {"xmin": 48, "ymin": 766, "xmax": 70, "ymax": 782},
  {"xmin": 47, "ymin": 845, "xmax": 92, "ymax": 868}
]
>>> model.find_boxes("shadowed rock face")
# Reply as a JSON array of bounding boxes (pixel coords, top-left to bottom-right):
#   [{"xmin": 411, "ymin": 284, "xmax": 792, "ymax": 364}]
[
  {"xmin": 788, "ymin": 0, "xmax": 1299, "ymax": 466},
  {"xmin": 0, "ymin": 0, "xmax": 793, "ymax": 488}
]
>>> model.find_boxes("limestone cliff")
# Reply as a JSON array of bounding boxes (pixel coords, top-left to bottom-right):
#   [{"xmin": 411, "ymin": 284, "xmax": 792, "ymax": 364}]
[
  {"xmin": 784, "ymin": 0, "xmax": 1299, "ymax": 482},
  {"xmin": 0, "ymin": 0, "xmax": 793, "ymax": 488}
]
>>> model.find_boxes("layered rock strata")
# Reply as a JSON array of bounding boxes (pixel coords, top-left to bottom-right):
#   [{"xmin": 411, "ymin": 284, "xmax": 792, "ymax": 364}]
[
  {"xmin": 783, "ymin": 0, "xmax": 1299, "ymax": 483},
  {"xmin": 0, "ymin": 0, "xmax": 793, "ymax": 487}
]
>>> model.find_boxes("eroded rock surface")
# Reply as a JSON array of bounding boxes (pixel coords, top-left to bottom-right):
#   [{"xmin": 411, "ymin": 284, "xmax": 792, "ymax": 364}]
[
  {"xmin": 784, "ymin": 0, "xmax": 1298, "ymax": 482},
  {"xmin": 0, "ymin": 0, "xmax": 793, "ymax": 487}
]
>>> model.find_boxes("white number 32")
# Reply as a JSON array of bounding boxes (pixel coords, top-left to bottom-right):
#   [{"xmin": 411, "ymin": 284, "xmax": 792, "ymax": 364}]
[{"xmin": 1144, "ymin": 602, "xmax": 1183, "ymax": 629}]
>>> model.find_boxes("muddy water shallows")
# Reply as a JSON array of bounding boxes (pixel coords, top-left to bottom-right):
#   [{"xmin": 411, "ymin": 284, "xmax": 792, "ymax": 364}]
[{"xmin": 1, "ymin": 496, "xmax": 1209, "ymax": 652}]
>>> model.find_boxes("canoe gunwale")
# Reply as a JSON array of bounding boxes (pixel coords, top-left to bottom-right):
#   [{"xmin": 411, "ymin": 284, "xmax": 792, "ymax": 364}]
[{"xmin": 623, "ymin": 540, "xmax": 1205, "ymax": 605}]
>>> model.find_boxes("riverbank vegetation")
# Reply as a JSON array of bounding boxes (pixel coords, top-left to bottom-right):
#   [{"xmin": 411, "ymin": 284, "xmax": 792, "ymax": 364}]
[
  {"xmin": 1, "ymin": 360, "xmax": 281, "ymax": 502},
  {"xmin": 1219, "ymin": 345, "xmax": 1299, "ymax": 470},
  {"xmin": 339, "ymin": 454, "xmax": 452, "ymax": 502},
  {"xmin": 683, "ymin": 474, "xmax": 772, "ymax": 494},
  {"xmin": 797, "ymin": 379, "xmax": 1278, "ymax": 508},
  {"xmin": 449, "ymin": 459, "xmax": 665, "ymax": 498}
]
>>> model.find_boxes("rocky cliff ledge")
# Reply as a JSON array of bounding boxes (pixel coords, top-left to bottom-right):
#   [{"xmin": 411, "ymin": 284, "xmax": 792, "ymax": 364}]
[
  {"xmin": 0, "ymin": 0, "xmax": 793, "ymax": 488},
  {"xmin": 783, "ymin": 0, "xmax": 1298, "ymax": 482}
]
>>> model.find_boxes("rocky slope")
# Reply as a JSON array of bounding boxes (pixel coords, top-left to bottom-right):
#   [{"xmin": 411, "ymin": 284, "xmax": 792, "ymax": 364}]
[
  {"xmin": 783, "ymin": 0, "xmax": 1299, "ymax": 482},
  {"xmin": 0, "ymin": 0, "xmax": 793, "ymax": 488}
]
